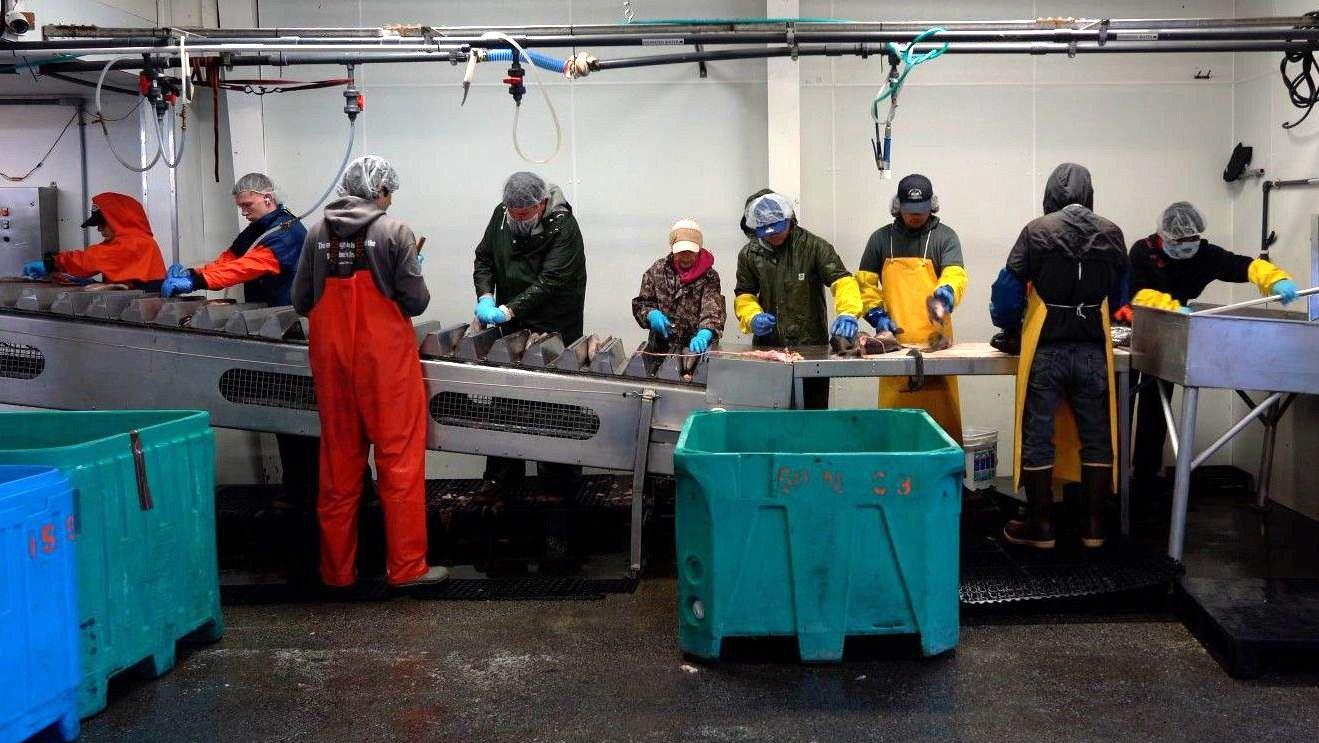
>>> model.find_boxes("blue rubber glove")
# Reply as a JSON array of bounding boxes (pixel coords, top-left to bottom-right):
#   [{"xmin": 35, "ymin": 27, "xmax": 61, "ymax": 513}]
[
  {"xmin": 750, "ymin": 312, "xmax": 776, "ymax": 337},
  {"xmin": 166, "ymin": 263, "xmax": 189, "ymax": 280},
  {"xmin": 688, "ymin": 328, "xmax": 714, "ymax": 353},
  {"xmin": 1270, "ymin": 278, "xmax": 1299, "ymax": 305},
  {"xmin": 647, "ymin": 309, "xmax": 671, "ymax": 337},
  {"xmin": 160, "ymin": 274, "xmax": 194, "ymax": 298},
  {"xmin": 21, "ymin": 260, "xmax": 48, "ymax": 279},
  {"xmin": 865, "ymin": 307, "xmax": 899, "ymax": 334},
  {"xmin": 474, "ymin": 296, "xmax": 502, "ymax": 325},
  {"xmin": 830, "ymin": 315, "xmax": 859, "ymax": 340},
  {"xmin": 1177, "ymin": 305, "xmax": 1192, "ymax": 315},
  {"xmin": 933, "ymin": 285, "xmax": 956, "ymax": 313}
]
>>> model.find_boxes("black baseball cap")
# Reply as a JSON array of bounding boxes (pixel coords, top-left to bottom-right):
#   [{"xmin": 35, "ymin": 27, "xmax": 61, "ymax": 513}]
[
  {"xmin": 896, "ymin": 173, "xmax": 934, "ymax": 213},
  {"xmin": 80, "ymin": 207, "xmax": 106, "ymax": 228}
]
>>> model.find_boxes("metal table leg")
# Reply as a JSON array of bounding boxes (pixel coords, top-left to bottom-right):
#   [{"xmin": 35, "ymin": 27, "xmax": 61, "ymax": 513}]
[
  {"xmin": 1117, "ymin": 368, "xmax": 1131, "ymax": 537},
  {"xmin": 628, "ymin": 389, "xmax": 658, "ymax": 577},
  {"xmin": 1254, "ymin": 393, "xmax": 1298, "ymax": 509},
  {"xmin": 1168, "ymin": 386, "xmax": 1200, "ymax": 561}
]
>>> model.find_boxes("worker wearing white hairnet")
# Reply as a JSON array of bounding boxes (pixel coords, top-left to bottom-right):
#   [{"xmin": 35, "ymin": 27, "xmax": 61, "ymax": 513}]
[
  {"xmin": 1126, "ymin": 200, "xmax": 1298, "ymax": 492},
  {"xmin": 292, "ymin": 155, "xmax": 444, "ymax": 589},
  {"xmin": 471, "ymin": 171, "xmax": 587, "ymax": 503},
  {"xmin": 161, "ymin": 173, "xmax": 307, "ymax": 305}
]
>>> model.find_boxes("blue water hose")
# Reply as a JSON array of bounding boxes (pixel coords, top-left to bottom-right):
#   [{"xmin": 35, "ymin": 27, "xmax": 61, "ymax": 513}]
[{"xmin": 485, "ymin": 48, "xmax": 567, "ymax": 75}]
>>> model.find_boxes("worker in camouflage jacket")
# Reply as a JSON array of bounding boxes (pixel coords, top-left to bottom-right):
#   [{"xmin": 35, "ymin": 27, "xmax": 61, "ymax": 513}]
[{"xmin": 631, "ymin": 218, "xmax": 726, "ymax": 353}]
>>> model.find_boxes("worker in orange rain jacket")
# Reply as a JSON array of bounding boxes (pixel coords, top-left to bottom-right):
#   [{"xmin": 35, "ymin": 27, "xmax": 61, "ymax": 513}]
[
  {"xmin": 160, "ymin": 172, "xmax": 307, "ymax": 305},
  {"xmin": 23, "ymin": 192, "xmax": 166, "ymax": 288}
]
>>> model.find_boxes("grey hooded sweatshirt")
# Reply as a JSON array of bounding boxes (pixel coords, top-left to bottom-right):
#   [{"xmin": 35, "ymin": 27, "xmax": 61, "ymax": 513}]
[{"xmin": 292, "ymin": 196, "xmax": 430, "ymax": 318}]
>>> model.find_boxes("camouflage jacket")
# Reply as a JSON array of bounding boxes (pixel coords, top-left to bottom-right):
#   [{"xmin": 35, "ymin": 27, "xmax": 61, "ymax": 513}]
[{"xmin": 630, "ymin": 256, "xmax": 726, "ymax": 343}]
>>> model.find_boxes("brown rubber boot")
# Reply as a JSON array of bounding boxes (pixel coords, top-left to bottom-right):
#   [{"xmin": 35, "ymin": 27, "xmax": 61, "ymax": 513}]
[
  {"xmin": 1003, "ymin": 467, "xmax": 1056, "ymax": 549},
  {"xmin": 1080, "ymin": 465, "xmax": 1111, "ymax": 548}
]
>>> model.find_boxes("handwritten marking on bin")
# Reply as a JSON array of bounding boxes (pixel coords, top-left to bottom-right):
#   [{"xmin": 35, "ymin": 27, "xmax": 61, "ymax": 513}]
[{"xmin": 872, "ymin": 471, "xmax": 914, "ymax": 497}]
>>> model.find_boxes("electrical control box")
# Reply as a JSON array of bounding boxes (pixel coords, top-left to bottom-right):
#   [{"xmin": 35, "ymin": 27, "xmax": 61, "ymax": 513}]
[{"xmin": 0, "ymin": 186, "xmax": 59, "ymax": 277}]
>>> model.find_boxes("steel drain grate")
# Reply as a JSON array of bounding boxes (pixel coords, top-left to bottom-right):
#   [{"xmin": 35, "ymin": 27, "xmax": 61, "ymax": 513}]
[
  {"xmin": 429, "ymin": 390, "xmax": 600, "ymax": 440},
  {"xmin": 0, "ymin": 340, "xmax": 44, "ymax": 379}
]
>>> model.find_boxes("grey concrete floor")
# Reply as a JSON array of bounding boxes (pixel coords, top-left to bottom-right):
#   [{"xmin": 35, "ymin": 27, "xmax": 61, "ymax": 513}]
[{"xmin": 78, "ymin": 577, "xmax": 1319, "ymax": 743}]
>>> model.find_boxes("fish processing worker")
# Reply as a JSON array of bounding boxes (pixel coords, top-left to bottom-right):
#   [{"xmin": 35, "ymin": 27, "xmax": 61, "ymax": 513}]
[
  {"xmin": 292, "ymin": 155, "xmax": 444, "ymax": 589},
  {"xmin": 734, "ymin": 190, "xmax": 862, "ymax": 409},
  {"xmin": 990, "ymin": 163, "xmax": 1129, "ymax": 551},
  {"xmin": 857, "ymin": 173, "xmax": 968, "ymax": 443},
  {"xmin": 472, "ymin": 171, "xmax": 588, "ymax": 500},
  {"xmin": 631, "ymin": 218, "xmax": 726, "ymax": 354},
  {"xmin": 160, "ymin": 172, "xmax": 307, "ymax": 304},
  {"xmin": 1126, "ymin": 201, "xmax": 1298, "ymax": 491},
  {"xmin": 22, "ymin": 192, "xmax": 166, "ymax": 289}
]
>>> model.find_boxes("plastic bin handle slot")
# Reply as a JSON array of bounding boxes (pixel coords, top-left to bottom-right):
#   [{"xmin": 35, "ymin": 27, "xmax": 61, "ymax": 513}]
[
  {"xmin": 130, "ymin": 430, "xmax": 153, "ymax": 511},
  {"xmin": 905, "ymin": 349, "xmax": 925, "ymax": 392}
]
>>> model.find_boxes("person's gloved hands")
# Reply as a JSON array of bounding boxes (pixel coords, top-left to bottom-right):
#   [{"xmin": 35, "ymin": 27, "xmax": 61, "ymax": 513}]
[
  {"xmin": 1270, "ymin": 278, "xmax": 1299, "ymax": 305},
  {"xmin": 21, "ymin": 260, "xmax": 48, "ymax": 279},
  {"xmin": 647, "ymin": 309, "xmax": 671, "ymax": 337},
  {"xmin": 474, "ymin": 296, "xmax": 504, "ymax": 325},
  {"xmin": 689, "ymin": 328, "xmax": 714, "ymax": 353},
  {"xmin": 160, "ymin": 273, "xmax": 194, "ymax": 298},
  {"xmin": 865, "ymin": 307, "xmax": 899, "ymax": 335},
  {"xmin": 1177, "ymin": 305, "xmax": 1193, "ymax": 315},
  {"xmin": 933, "ymin": 285, "xmax": 956, "ymax": 313},
  {"xmin": 750, "ymin": 312, "xmax": 776, "ymax": 337},
  {"xmin": 166, "ymin": 263, "xmax": 189, "ymax": 280},
  {"xmin": 830, "ymin": 315, "xmax": 859, "ymax": 340}
]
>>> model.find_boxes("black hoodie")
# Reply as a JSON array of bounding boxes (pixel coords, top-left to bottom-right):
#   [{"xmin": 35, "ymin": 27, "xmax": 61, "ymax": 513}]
[{"xmin": 1005, "ymin": 163, "xmax": 1128, "ymax": 345}]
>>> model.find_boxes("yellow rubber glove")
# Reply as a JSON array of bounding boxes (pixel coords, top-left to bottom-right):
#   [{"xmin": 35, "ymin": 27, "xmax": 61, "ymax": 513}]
[
  {"xmin": 734, "ymin": 293, "xmax": 765, "ymax": 335},
  {"xmin": 829, "ymin": 275, "xmax": 863, "ymax": 318},
  {"xmin": 1247, "ymin": 259, "xmax": 1292, "ymax": 296},
  {"xmin": 855, "ymin": 269, "xmax": 884, "ymax": 314},
  {"xmin": 936, "ymin": 265, "xmax": 969, "ymax": 307},
  {"xmin": 1132, "ymin": 288, "xmax": 1183, "ymax": 312}
]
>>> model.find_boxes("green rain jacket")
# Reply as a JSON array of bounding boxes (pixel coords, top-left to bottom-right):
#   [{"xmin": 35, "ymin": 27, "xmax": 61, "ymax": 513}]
[{"xmin": 734, "ymin": 224, "xmax": 853, "ymax": 347}]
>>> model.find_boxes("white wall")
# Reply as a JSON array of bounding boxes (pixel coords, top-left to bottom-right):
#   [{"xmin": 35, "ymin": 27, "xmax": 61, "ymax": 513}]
[
  {"xmin": 801, "ymin": 0, "xmax": 1242, "ymax": 473},
  {"xmin": 252, "ymin": 0, "xmax": 769, "ymax": 477},
  {"xmin": 1231, "ymin": 0, "xmax": 1319, "ymax": 520}
]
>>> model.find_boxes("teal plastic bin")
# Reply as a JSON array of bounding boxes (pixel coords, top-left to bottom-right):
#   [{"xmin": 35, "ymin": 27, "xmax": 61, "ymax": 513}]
[
  {"xmin": 674, "ymin": 408, "xmax": 963, "ymax": 661},
  {"xmin": 0, "ymin": 410, "xmax": 223, "ymax": 717},
  {"xmin": 0, "ymin": 466, "xmax": 79, "ymax": 743}
]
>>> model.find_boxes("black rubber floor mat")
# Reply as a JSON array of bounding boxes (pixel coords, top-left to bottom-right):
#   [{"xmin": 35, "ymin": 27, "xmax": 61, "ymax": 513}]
[
  {"xmin": 409, "ymin": 576, "xmax": 639, "ymax": 601},
  {"xmin": 1181, "ymin": 577, "xmax": 1319, "ymax": 678},
  {"xmin": 220, "ymin": 576, "xmax": 638, "ymax": 605},
  {"xmin": 960, "ymin": 535, "xmax": 1183, "ymax": 606},
  {"xmin": 426, "ymin": 475, "xmax": 633, "ymax": 512}
]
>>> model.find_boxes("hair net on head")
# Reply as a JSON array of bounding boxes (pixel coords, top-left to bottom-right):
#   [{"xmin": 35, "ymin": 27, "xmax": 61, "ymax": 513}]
[
  {"xmin": 1158, "ymin": 201, "xmax": 1206, "ymax": 242},
  {"xmin": 502, "ymin": 171, "xmax": 549, "ymax": 208},
  {"xmin": 745, "ymin": 192, "xmax": 795, "ymax": 229},
  {"xmin": 338, "ymin": 155, "xmax": 401, "ymax": 199},
  {"xmin": 232, "ymin": 172, "xmax": 277, "ymax": 197}
]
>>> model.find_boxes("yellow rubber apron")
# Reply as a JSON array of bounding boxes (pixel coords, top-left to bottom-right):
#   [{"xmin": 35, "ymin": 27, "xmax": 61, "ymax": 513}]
[
  {"xmin": 876, "ymin": 232, "xmax": 963, "ymax": 445},
  {"xmin": 1010, "ymin": 292, "xmax": 1118, "ymax": 491}
]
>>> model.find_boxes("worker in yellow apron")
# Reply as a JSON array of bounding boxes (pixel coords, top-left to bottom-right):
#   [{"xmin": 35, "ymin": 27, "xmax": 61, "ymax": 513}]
[
  {"xmin": 989, "ymin": 163, "xmax": 1128, "ymax": 550},
  {"xmin": 857, "ymin": 174, "xmax": 968, "ymax": 444}
]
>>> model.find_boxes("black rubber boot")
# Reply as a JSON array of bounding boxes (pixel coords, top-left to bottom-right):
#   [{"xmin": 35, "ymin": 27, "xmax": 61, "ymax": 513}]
[
  {"xmin": 1003, "ymin": 467, "xmax": 1056, "ymax": 549},
  {"xmin": 1081, "ymin": 465, "xmax": 1111, "ymax": 548}
]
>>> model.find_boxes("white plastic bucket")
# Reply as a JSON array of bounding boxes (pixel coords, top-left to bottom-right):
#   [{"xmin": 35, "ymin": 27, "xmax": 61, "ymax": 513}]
[{"xmin": 962, "ymin": 427, "xmax": 998, "ymax": 491}]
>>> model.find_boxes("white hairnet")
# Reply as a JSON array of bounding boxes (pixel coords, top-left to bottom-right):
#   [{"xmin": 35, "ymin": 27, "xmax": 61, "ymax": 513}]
[
  {"xmin": 502, "ymin": 171, "xmax": 549, "ymax": 208},
  {"xmin": 338, "ymin": 155, "xmax": 401, "ymax": 199},
  {"xmin": 232, "ymin": 172, "xmax": 276, "ymax": 196},
  {"xmin": 1158, "ymin": 201, "xmax": 1206, "ymax": 242}
]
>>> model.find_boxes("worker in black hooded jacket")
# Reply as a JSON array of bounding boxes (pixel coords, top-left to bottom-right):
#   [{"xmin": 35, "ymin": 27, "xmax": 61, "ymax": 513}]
[{"xmin": 990, "ymin": 163, "xmax": 1130, "ymax": 551}]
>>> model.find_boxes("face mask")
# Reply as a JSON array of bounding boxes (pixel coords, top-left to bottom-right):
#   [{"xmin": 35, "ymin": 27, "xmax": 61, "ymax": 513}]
[
  {"xmin": 1163, "ymin": 238, "xmax": 1200, "ymax": 260},
  {"xmin": 506, "ymin": 213, "xmax": 540, "ymax": 238}
]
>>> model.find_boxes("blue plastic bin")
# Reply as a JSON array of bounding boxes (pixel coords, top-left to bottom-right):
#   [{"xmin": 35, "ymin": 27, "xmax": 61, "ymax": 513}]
[
  {"xmin": 0, "ymin": 466, "xmax": 79, "ymax": 743},
  {"xmin": 0, "ymin": 410, "xmax": 222, "ymax": 718},
  {"xmin": 674, "ymin": 408, "xmax": 964, "ymax": 661}
]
